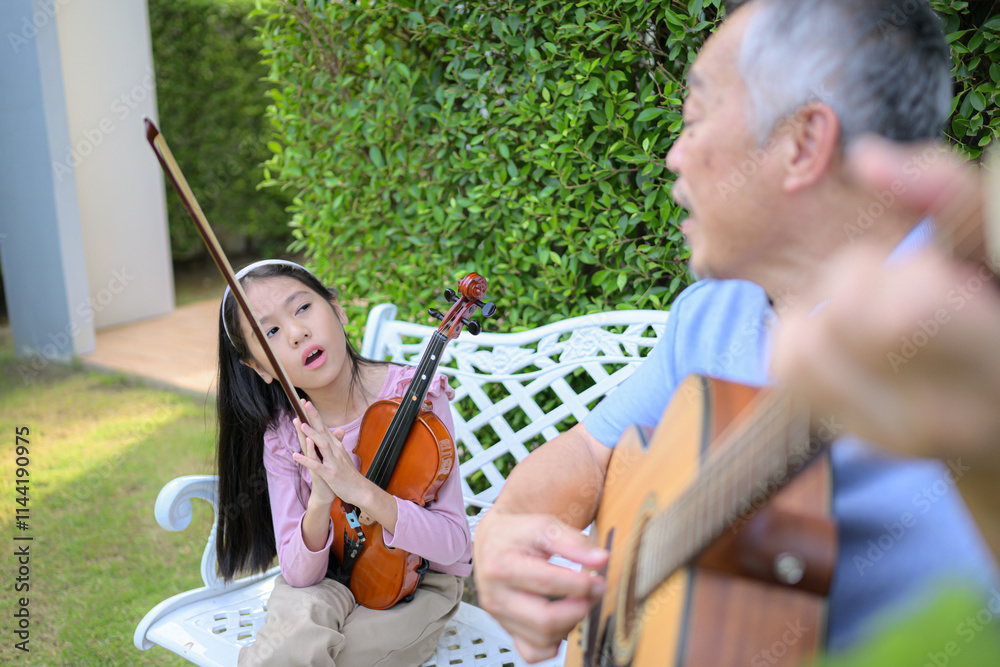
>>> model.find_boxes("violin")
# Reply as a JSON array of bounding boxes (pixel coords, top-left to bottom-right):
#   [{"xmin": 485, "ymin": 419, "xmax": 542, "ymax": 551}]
[{"xmin": 328, "ymin": 274, "xmax": 497, "ymax": 610}]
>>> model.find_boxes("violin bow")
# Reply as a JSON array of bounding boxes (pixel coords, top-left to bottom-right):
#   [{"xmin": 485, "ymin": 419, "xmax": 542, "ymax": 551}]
[{"xmin": 144, "ymin": 117, "xmax": 309, "ymax": 425}]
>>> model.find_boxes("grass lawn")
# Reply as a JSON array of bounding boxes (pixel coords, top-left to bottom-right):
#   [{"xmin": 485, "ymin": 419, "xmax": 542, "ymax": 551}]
[{"xmin": 0, "ymin": 326, "xmax": 220, "ymax": 666}]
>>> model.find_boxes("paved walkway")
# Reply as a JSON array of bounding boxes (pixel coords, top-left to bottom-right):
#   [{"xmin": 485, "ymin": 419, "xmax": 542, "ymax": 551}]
[{"xmin": 81, "ymin": 298, "xmax": 220, "ymax": 396}]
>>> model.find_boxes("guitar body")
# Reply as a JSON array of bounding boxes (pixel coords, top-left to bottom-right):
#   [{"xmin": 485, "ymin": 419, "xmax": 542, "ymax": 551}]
[
  {"xmin": 568, "ymin": 375, "xmax": 837, "ymax": 666},
  {"xmin": 330, "ymin": 399, "xmax": 456, "ymax": 610}
]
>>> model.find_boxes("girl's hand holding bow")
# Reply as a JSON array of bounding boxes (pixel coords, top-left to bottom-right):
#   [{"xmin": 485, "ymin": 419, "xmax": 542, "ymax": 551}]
[{"xmin": 292, "ymin": 399, "xmax": 399, "ymax": 532}]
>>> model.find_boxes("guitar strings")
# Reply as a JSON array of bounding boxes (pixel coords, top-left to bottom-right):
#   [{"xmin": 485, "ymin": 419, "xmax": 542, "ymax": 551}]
[{"xmin": 634, "ymin": 390, "xmax": 812, "ymax": 602}]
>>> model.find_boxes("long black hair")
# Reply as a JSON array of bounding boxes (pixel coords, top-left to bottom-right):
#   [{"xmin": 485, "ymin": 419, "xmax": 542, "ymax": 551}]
[{"xmin": 214, "ymin": 262, "xmax": 374, "ymax": 581}]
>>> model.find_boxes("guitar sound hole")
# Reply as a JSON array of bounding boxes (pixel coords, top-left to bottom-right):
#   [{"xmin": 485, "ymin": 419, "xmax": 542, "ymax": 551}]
[
  {"xmin": 599, "ymin": 620, "xmax": 617, "ymax": 667},
  {"xmin": 616, "ymin": 536, "xmax": 642, "ymax": 648},
  {"xmin": 624, "ymin": 559, "xmax": 640, "ymax": 634},
  {"xmin": 612, "ymin": 495, "xmax": 656, "ymax": 664}
]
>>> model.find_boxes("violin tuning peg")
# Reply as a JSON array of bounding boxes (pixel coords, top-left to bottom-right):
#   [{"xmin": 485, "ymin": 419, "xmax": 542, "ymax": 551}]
[
  {"xmin": 444, "ymin": 288, "xmax": 459, "ymax": 303},
  {"xmin": 464, "ymin": 319, "xmax": 482, "ymax": 336},
  {"xmin": 478, "ymin": 301, "xmax": 497, "ymax": 318},
  {"xmin": 428, "ymin": 308, "xmax": 445, "ymax": 321}
]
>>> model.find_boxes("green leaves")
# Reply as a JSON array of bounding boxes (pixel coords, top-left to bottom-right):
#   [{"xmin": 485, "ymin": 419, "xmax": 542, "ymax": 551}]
[
  {"xmin": 637, "ymin": 107, "xmax": 668, "ymax": 123},
  {"xmin": 254, "ymin": 0, "xmax": 713, "ymax": 331},
  {"xmin": 255, "ymin": 0, "xmax": 997, "ymax": 334},
  {"xmin": 150, "ymin": 0, "xmax": 291, "ymax": 261},
  {"xmin": 932, "ymin": 1, "xmax": 1000, "ymax": 161}
]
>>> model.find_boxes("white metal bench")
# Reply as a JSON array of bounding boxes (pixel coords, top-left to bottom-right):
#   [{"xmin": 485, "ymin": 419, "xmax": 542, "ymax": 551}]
[{"xmin": 134, "ymin": 304, "xmax": 668, "ymax": 666}]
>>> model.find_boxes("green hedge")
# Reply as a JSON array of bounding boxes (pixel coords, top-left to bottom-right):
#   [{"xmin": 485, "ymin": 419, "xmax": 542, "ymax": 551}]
[
  {"xmin": 939, "ymin": 1, "xmax": 1000, "ymax": 157},
  {"xmin": 150, "ymin": 0, "xmax": 291, "ymax": 261},
  {"xmin": 256, "ymin": 0, "xmax": 999, "ymax": 331}
]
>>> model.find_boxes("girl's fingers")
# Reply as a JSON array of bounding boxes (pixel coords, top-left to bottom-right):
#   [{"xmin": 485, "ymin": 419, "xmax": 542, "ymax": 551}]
[
  {"xmin": 296, "ymin": 400, "xmax": 342, "ymax": 446},
  {"xmin": 292, "ymin": 417, "xmax": 309, "ymax": 452},
  {"xmin": 301, "ymin": 401, "xmax": 335, "ymax": 449},
  {"xmin": 297, "ymin": 423, "xmax": 349, "ymax": 473},
  {"xmin": 302, "ymin": 427, "xmax": 335, "ymax": 465},
  {"xmin": 301, "ymin": 398, "xmax": 329, "ymax": 433},
  {"xmin": 309, "ymin": 434, "xmax": 328, "ymax": 461},
  {"xmin": 291, "ymin": 422, "xmax": 326, "ymax": 467},
  {"xmin": 292, "ymin": 449, "xmax": 318, "ymax": 470},
  {"xmin": 298, "ymin": 420, "xmax": 330, "ymax": 450},
  {"xmin": 293, "ymin": 402, "xmax": 354, "ymax": 472}
]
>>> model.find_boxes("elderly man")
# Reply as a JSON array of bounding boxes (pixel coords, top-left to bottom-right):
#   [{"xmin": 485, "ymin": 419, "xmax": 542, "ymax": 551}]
[{"xmin": 473, "ymin": 0, "xmax": 999, "ymax": 662}]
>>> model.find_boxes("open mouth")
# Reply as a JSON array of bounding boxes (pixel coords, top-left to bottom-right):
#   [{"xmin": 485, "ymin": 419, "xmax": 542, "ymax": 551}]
[{"xmin": 302, "ymin": 346, "xmax": 326, "ymax": 368}]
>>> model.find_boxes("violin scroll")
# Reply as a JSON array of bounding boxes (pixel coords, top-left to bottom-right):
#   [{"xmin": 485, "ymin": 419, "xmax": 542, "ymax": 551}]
[
  {"xmin": 458, "ymin": 273, "xmax": 487, "ymax": 300},
  {"xmin": 430, "ymin": 272, "xmax": 498, "ymax": 339}
]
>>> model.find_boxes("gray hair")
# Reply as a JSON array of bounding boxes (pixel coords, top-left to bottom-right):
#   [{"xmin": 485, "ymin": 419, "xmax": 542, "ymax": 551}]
[{"xmin": 736, "ymin": 0, "xmax": 953, "ymax": 146}]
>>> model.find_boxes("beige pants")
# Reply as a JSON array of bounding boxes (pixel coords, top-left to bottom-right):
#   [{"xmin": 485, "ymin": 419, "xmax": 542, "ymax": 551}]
[{"xmin": 237, "ymin": 571, "xmax": 463, "ymax": 667}]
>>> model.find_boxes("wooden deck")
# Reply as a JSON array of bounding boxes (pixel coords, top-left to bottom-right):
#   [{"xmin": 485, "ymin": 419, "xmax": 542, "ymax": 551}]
[{"xmin": 81, "ymin": 298, "xmax": 220, "ymax": 396}]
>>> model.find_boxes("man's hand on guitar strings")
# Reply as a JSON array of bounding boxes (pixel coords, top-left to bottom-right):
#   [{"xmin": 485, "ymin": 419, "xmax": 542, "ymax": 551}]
[{"xmin": 473, "ymin": 510, "xmax": 608, "ymax": 663}]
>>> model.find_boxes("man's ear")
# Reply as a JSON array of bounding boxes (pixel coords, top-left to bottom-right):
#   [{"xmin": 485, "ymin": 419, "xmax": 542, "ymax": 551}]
[
  {"xmin": 782, "ymin": 102, "xmax": 841, "ymax": 193},
  {"xmin": 242, "ymin": 359, "xmax": 274, "ymax": 385}
]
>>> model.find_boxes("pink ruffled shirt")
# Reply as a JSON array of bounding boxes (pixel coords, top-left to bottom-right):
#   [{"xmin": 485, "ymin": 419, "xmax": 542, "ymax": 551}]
[{"xmin": 262, "ymin": 365, "xmax": 473, "ymax": 588}]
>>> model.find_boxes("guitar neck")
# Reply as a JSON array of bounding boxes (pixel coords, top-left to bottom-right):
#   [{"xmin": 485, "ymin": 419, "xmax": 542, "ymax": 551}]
[{"xmin": 634, "ymin": 389, "xmax": 814, "ymax": 602}]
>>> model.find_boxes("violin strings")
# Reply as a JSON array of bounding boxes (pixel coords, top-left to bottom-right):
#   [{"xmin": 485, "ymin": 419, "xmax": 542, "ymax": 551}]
[{"xmin": 367, "ymin": 332, "xmax": 449, "ymax": 489}]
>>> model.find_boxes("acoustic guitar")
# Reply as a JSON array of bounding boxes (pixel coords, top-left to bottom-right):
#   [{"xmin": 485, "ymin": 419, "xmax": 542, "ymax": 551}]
[
  {"xmin": 567, "ymin": 374, "xmax": 837, "ymax": 666},
  {"xmin": 567, "ymin": 144, "xmax": 1000, "ymax": 665}
]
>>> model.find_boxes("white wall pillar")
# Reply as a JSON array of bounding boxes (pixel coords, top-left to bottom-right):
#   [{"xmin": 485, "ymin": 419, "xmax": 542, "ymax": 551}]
[
  {"xmin": 54, "ymin": 0, "xmax": 173, "ymax": 329},
  {"xmin": 0, "ymin": 0, "xmax": 174, "ymax": 368},
  {"xmin": 0, "ymin": 0, "xmax": 96, "ymax": 366}
]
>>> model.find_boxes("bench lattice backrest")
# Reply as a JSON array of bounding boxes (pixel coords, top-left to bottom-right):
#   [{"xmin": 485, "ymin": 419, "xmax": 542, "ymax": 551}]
[
  {"xmin": 360, "ymin": 306, "xmax": 669, "ymax": 517},
  {"xmin": 135, "ymin": 305, "xmax": 669, "ymax": 667}
]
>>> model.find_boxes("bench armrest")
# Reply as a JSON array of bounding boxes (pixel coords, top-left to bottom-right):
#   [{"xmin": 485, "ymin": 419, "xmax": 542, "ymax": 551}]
[{"xmin": 154, "ymin": 475, "xmax": 223, "ymax": 589}]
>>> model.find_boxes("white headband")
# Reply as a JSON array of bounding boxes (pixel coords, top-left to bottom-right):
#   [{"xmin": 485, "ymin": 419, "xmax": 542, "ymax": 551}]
[{"xmin": 221, "ymin": 259, "xmax": 311, "ymax": 345}]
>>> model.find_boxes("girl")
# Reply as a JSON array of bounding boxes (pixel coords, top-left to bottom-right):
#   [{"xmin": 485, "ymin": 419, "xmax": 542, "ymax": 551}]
[{"xmin": 214, "ymin": 260, "xmax": 472, "ymax": 667}]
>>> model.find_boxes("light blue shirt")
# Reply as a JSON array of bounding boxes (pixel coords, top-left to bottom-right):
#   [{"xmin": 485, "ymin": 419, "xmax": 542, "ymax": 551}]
[{"xmin": 584, "ymin": 220, "xmax": 999, "ymax": 651}]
